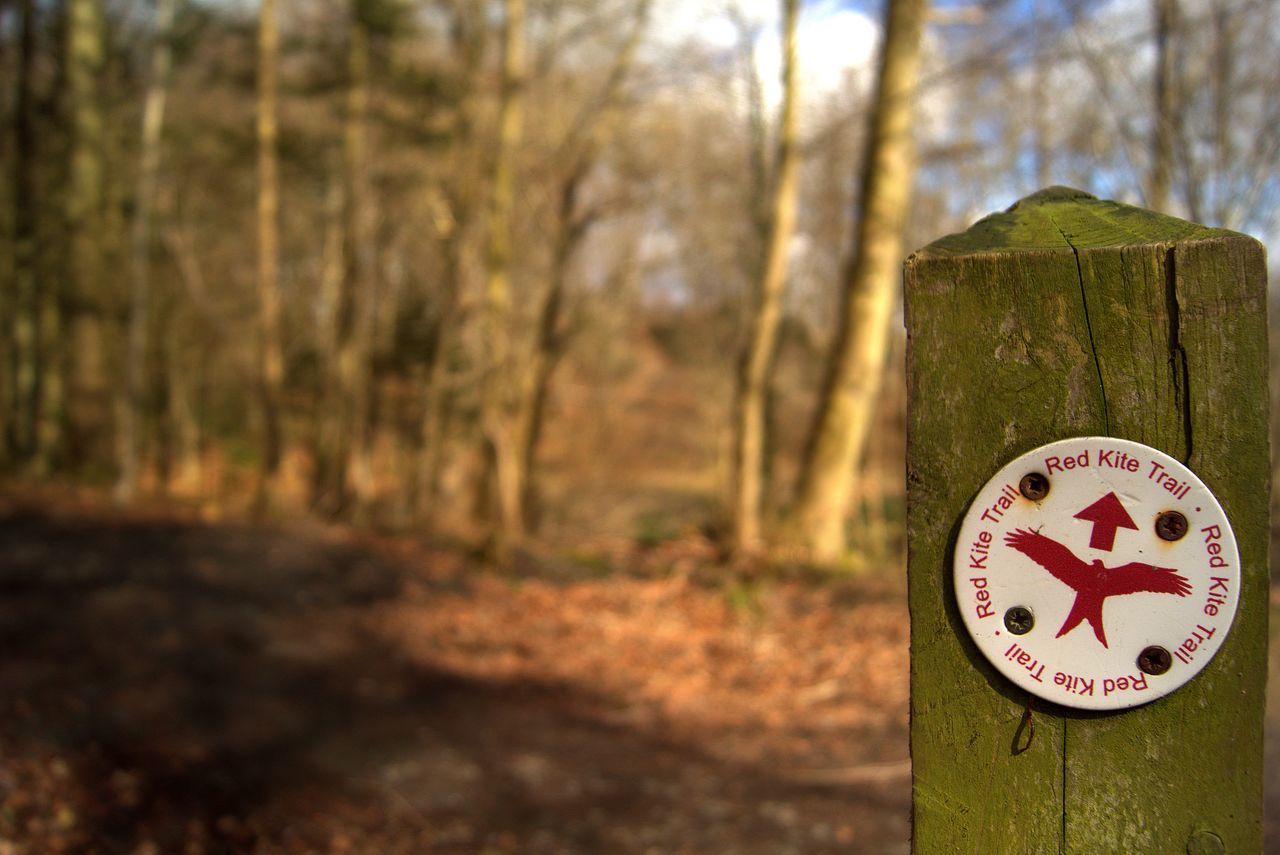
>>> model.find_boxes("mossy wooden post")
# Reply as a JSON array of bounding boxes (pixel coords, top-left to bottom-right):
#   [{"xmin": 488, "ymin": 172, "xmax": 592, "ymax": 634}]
[{"xmin": 904, "ymin": 187, "xmax": 1269, "ymax": 852}]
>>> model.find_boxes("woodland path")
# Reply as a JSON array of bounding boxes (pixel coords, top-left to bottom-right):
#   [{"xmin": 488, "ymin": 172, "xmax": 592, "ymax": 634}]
[
  {"xmin": 0, "ymin": 493, "xmax": 911, "ymax": 854},
  {"xmin": 4, "ymin": 491, "xmax": 1279, "ymax": 853}
]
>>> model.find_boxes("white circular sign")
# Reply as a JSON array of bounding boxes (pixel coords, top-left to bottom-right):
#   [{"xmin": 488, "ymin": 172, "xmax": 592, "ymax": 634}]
[{"xmin": 954, "ymin": 437, "xmax": 1240, "ymax": 711}]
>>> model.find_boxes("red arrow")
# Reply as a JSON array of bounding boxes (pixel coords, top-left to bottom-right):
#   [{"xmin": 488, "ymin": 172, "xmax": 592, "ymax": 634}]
[{"xmin": 1073, "ymin": 492, "xmax": 1139, "ymax": 551}]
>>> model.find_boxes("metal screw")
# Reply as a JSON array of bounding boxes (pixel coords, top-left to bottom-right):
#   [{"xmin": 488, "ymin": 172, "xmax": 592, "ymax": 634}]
[
  {"xmin": 1138, "ymin": 645, "xmax": 1172, "ymax": 675},
  {"xmin": 1156, "ymin": 510, "xmax": 1188, "ymax": 541},
  {"xmin": 1186, "ymin": 830, "xmax": 1225, "ymax": 855},
  {"xmin": 1004, "ymin": 606, "xmax": 1034, "ymax": 635},
  {"xmin": 1019, "ymin": 472, "xmax": 1050, "ymax": 501}
]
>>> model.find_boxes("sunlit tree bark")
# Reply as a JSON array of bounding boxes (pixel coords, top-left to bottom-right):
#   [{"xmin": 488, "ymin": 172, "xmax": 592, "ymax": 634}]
[
  {"xmin": 789, "ymin": 0, "xmax": 927, "ymax": 561},
  {"xmin": 479, "ymin": 0, "xmax": 527, "ymax": 542}
]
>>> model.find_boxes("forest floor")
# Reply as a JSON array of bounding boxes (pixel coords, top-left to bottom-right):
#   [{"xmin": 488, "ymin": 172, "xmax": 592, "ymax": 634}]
[
  {"xmin": 0, "ymin": 489, "xmax": 912, "ymax": 854},
  {"xmin": 2, "ymin": 488, "xmax": 1280, "ymax": 854}
]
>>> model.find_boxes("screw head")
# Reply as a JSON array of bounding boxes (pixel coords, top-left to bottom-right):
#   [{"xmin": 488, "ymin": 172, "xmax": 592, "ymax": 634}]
[
  {"xmin": 1186, "ymin": 830, "xmax": 1225, "ymax": 855},
  {"xmin": 1138, "ymin": 645, "xmax": 1172, "ymax": 675},
  {"xmin": 1156, "ymin": 510, "xmax": 1188, "ymax": 541},
  {"xmin": 1019, "ymin": 472, "xmax": 1050, "ymax": 501},
  {"xmin": 1004, "ymin": 606, "xmax": 1034, "ymax": 635}
]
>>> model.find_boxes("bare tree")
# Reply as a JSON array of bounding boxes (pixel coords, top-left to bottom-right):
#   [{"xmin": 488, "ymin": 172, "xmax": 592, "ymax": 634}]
[
  {"xmin": 64, "ymin": 0, "xmax": 108, "ymax": 471},
  {"xmin": 479, "ymin": 0, "xmax": 527, "ymax": 542},
  {"xmin": 254, "ymin": 0, "xmax": 286, "ymax": 509},
  {"xmin": 119, "ymin": 0, "xmax": 177, "ymax": 500},
  {"xmin": 313, "ymin": 1, "xmax": 375, "ymax": 516},
  {"xmin": 513, "ymin": 0, "xmax": 652, "ymax": 533},
  {"xmin": 789, "ymin": 0, "xmax": 928, "ymax": 561},
  {"xmin": 1149, "ymin": 0, "xmax": 1177, "ymax": 210},
  {"xmin": 730, "ymin": 0, "xmax": 801, "ymax": 555},
  {"xmin": 408, "ymin": 0, "xmax": 488, "ymax": 522},
  {"xmin": 8, "ymin": 0, "xmax": 40, "ymax": 464},
  {"xmin": 343, "ymin": 7, "xmax": 378, "ymax": 520}
]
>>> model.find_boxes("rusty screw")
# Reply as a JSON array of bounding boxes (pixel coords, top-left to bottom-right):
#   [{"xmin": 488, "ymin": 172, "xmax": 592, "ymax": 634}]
[
  {"xmin": 1019, "ymin": 472, "xmax": 1050, "ymax": 501},
  {"xmin": 1004, "ymin": 606, "xmax": 1034, "ymax": 635},
  {"xmin": 1155, "ymin": 510, "xmax": 1189, "ymax": 541},
  {"xmin": 1138, "ymin": 645, "xmax": 1172, "ymax": 675}
]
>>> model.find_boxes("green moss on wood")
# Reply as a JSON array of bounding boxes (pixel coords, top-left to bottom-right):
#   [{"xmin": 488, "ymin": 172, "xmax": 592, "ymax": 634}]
[
  {"xmin": 905, "ymin": 192, "xmax": 1268, "ymax": 853},
  {"xmin": 914, "ymin": 187, "xmax": 1244, "ymax": 258}
]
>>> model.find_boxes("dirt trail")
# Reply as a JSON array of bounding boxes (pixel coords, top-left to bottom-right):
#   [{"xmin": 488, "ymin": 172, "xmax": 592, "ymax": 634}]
[
  {"xmin": 5, "ymin": 496, "xmax": 1277, "ymax": 853},
  {"xmin": 0, "ymin": 499, "xmax": 911, "ymax": 854}
]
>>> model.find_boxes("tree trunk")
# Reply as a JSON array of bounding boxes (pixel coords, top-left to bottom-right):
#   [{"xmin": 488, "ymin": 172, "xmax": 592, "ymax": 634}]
[
  {"xmin": 167, "ymin": 324, "xmax": 203, "ymax": 495},
  {"xmin": 413, "ymin": 229, "xmax": 464, "ymax": 521},
  {"xmin": 255, "ymin": 0, "xmax": 286, "ymax": 510},
  {"xmin": 415, "ymin": 343, "xmax": 455, "ymax": 520},
  {"xmin": 1208, "ymin": 0, "xmax": 1234, "ymax": 226},
  {"xmin": 65, "ymin": 0, "xmax": 107, "ymax": 471},
  {"xmin": 512, "ymin": 0, "xmax": 651, "ymax": 533},
  {"xmin": 479, "ymin": 0, "xmax": 527, "ymax": 543},
  {"xmin": 312, "ymin": 8, "xmax": 373, "ymax": 517},
  {"xmin": 35, "ymin": 283, "xmax": 64, "ymax": 475},
  {"xmin": 788, "ymin": 0, "xmax": 926, "ymax": 562},
  {"xmin": 310, "ymin": 159, "xmax": 344, "ymax": 508},
  {"xmin": 1149, "ymin": 0, "xmax": 1177, "ymax": 212},
  {"xmin": 410, "ymin": 2, "xmax": 486, "ymax": 523},
  {"xmin": 513, "ymin": 186, "xmax": 575, "ymax": 531},
  {"xmin": 730, "ymin": 0, "xmax": 801, "ymax": 555},
  {"xmin": 9, "ymin": 0, "xmax": 39, "ymax": 463},
  {"xmin": 1031, "ymin": 0, "xmax": 1052, "ymax": 188},
  {"xmin": 119, "ymin": 0, "xmax": 176, "ymax": 500},
  {"xmin": 162, "ymin": 226, "xmax": 209, "ymax": 496},
  {"xmin": 335, "ymin": 6, "xmax": 375, "ymax": 518}
]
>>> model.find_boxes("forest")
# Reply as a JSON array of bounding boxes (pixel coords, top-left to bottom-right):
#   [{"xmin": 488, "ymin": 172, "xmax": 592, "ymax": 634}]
[
  {"xmin": 1, "ymin": 0, "xmax": 1279, "ymax": 851},
  {"xmin": 4, "ymin": 0, "xmax": 1277, "ymax": 557}
]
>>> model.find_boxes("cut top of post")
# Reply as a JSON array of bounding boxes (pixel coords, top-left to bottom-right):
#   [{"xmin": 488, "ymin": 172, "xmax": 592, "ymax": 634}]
[{"xmin": 914, "ymin": 186, "xmax": 1244, "ymax": 258}]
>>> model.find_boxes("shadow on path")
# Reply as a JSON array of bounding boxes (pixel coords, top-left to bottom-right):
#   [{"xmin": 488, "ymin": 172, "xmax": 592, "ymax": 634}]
[{"xmin": 0, "ymin": 503, "xmax": 909, "ymax": 854}]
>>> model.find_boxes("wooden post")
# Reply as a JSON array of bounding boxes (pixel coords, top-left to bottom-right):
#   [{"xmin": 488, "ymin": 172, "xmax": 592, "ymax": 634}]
[{"xmin": 904, "ymin": 187, "xmax": 1269, "ymax": 852}]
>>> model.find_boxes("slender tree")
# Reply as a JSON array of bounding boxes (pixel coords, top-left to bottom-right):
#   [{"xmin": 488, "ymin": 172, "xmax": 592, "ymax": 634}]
[
  {"xmin": 9, "ymin": 0, "xmax": 40, "ymax": 463},
  {"xmin": 346, "ymin": 7, "xmax": 379, "ymax": 518},
  {"xmin": 479, "ymin": 0, "xmax": 527, "ymax": 541},
  {"xmin": 410, "ymin": 0, "xmax": 488, "ymax": 521},
  {"xmin": 119, "ymin": 0, "xmax": 177, "ymax": 499},
  {"xmin": 64, "ymin": 0, "xmax": 108, "ymax": 470},
  {"xmin": 513, "ymin": 0, "xmax": 652, "ymax": 532},
  {"xmin": 1149, "ymin": 0, "xmax": 1177, "ymax": 211},
  {"xmin": 255, "ymin": 0, "xmax": 286, "ymax": 509},
  {"xmin": 789, "ymin": 0, "xmax": 927, "ymax": 561},
  {"xmin": 311, "ymin": 2, "xmax": 375, "ymax": 515},
  {"xmin": 336, "ymin": 2, "xmax": 376, "ymax": 515},
  {"xmin": 730, "ymin": 0, "xmax": 801, "ymax": 554}
]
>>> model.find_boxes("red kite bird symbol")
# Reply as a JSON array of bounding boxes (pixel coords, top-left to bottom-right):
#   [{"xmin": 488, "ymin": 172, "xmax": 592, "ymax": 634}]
[{"xmin": 1003, "ymin": 528, "xmax": 1192, "ymax": 648}]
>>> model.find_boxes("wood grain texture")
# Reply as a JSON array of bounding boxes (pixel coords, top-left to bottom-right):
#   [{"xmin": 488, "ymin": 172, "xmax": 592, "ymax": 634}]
[{"xmin": 905, "ymin": 188, "xmax": 1268, "ymax": 853}]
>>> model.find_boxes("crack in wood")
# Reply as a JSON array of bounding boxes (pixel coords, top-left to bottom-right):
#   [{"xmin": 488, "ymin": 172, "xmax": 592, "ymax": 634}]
[
  {"xmin": 1051, "ymin": 219, "xmax": 1111, "ymax": 438},
  {"xmin": 1165, "ymin": 247, "xmax": 1194, "ymax": 464}
]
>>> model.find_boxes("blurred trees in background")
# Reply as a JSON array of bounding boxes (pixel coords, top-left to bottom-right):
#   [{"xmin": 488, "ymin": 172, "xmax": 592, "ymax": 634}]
[
  {"xmin": 787, "ymin": 0, "xmax": 924, "ymax": 561},
  {"xmin": 731, "ymin": 0, "xmax": 801, "ymax": 556},
  {"xmin": 0, "ymin": 0, "xmax": 1277, "ymax": 564}
]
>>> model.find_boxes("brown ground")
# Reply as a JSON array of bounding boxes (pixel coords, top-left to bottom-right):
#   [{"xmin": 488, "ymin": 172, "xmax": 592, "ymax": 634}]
[
  {"xmin": 0, "ymin": 492, "xmax": 911, "ymax": 854},
  {"xmin": 3, "ymin": 491, "xmax": 1279, "ymax": 854}
]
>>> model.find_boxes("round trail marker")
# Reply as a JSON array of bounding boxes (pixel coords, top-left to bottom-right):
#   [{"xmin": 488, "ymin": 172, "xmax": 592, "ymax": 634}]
[{"xmin": 954, "ymin": 437, "xmax": 1240, "ymax": 711}]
